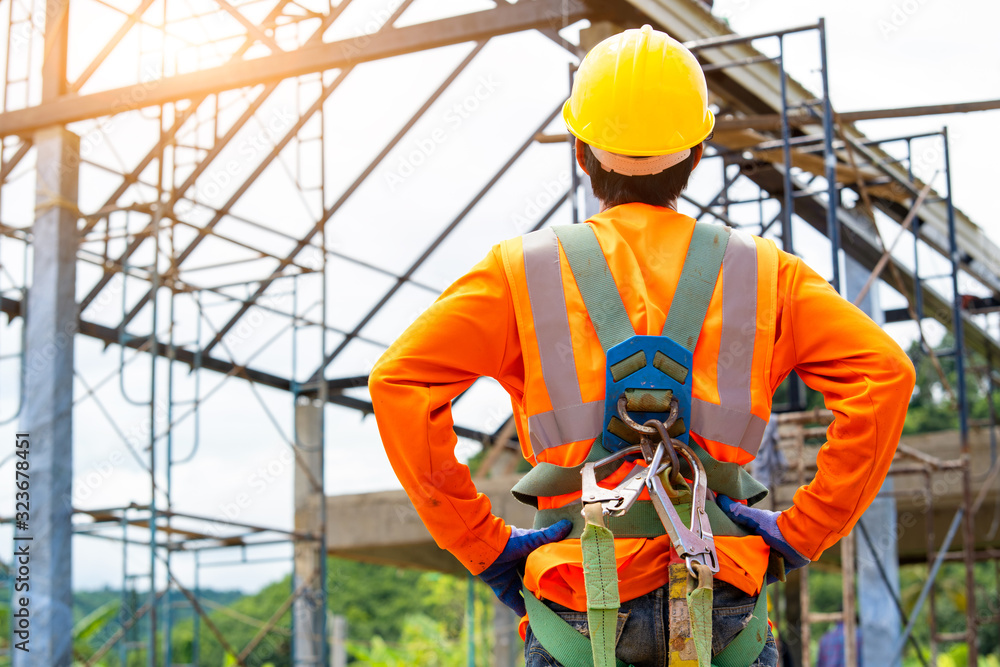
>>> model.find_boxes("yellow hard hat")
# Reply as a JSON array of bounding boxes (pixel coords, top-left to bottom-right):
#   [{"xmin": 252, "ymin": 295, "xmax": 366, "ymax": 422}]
[{"xmin": 563, "ymin": 24, "xmax": 714, "ymax": 157}]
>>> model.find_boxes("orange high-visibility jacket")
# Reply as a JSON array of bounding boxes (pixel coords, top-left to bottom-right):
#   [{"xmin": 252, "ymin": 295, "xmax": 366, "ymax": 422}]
[{"xmin": 369, "ymin": 202, "xmax": 915, "ymax": 612}]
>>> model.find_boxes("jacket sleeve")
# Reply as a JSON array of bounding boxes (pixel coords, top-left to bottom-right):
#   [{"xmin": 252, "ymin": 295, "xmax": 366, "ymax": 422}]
[
  {"xmin": 772, "ymin": 254, "xmax": 916, "ymax": 561},
  {"xmin": 368, "ymin": 245, "xmax": 523, "ymax": 575}
]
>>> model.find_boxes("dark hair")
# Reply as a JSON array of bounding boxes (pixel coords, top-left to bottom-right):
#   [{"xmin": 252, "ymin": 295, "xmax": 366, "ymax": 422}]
[{"xmin": 583, "ymin": 143, "xmax": 699, "ymax": 208}]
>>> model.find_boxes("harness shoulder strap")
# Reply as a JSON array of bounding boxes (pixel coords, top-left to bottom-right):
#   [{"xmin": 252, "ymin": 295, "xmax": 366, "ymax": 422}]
[
  {"xmin": 552, "ymin": 224, "xmax": 634, "ymax": 352},
  {"xmin": 552, "ymin": 221, "xmax": 731, "ymax": 354},
  {"xmin": 662, "ymin": 223, "xmax": 731, "ymax": 351}
]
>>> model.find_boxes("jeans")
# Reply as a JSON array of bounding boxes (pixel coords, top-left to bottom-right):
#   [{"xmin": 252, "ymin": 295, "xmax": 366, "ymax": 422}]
[{"xmin": 524, "ymin": 580, "xmax": 779, "ymax": 667}]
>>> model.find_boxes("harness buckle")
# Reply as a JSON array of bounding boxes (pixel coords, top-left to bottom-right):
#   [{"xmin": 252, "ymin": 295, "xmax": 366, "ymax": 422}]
[{"xmin": 580, "ymin": 445, "xmax": 649, "ymax": 518}]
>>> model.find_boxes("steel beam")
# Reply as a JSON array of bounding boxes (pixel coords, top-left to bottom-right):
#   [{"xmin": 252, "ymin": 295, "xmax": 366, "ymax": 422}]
[
  {"xmin": 307, "ymin": 103, "xmax": 564, "ymax": 382},
  {"xmin": 200, "ymin": 37, "xmax": 484, "ymax": 358},
  {"xmin": 68, "ymin": 0, "xmax": 157, "ymax": 93},
  {"xmin": 742, "ymin": 162, "xmax": 1000, "ymax": 363},
  {"xmin": 0, "ymin": 0, "xmax": 590, "ymax": 137},
  {"xmin": 713, "ymin": 98, "xmax": 1000, "ymax": 131},
  {"xmin": 77, "ymin": 0, "xmax": 308, "ymax": 314},
  {"xmin": 106, "ymin": 79, "xmax": 282, "ymax": 321},
  {"xmin": 1, "ymin": 295, "xmax": 498, "ymax": 445},
  {"xmin": 621, "ymin": 0, "xmax": 1000, "ymax": 301},
  {"xmin": 110, "ymin": 0, "xmax": 411, "ymax": 336}
]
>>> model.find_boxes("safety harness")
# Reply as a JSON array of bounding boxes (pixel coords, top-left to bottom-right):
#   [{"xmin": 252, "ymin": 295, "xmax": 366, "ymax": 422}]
[{"xmin": 513, "ymin": 222, "xmax": 773, "ymax": 667}]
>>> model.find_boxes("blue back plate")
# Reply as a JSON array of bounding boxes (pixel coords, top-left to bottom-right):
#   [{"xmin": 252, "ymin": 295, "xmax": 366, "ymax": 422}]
[{"xmin": 602, "ymin": 334, "xmax": 693, "ymax": 452}]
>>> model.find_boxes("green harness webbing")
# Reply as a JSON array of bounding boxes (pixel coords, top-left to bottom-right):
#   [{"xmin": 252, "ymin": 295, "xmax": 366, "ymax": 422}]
[
  {"xmin": 512, "ymin": 436, "xmax": 768, "ymax": 508},
  {"xmin": 686, "ymin": 564, "xmax": 714, "ymax": 667},
  {"xmin": 524, "ymin": 578, "xmax": 767, "ymax": 667},
  {"xmin": 662, "ymin": 224, "xmax": 732, "ymax": 352},
  {"xmin": 551, "ymin": 222, "xmax": 730, "ymax": 350},
  {"xmin": 524, "ymin": 580, "xmax": 768, "ymax": 667},
  {"xmin": 520, "ymin": 222, "xmax": 768, "ymax": 667},
  {"xmin": 551, "ymin": 224, "xmax": 635, "ymax": 351},
  {"xmin": 534, "ymin": 498, "xmax": 749, "ymax": 539},
  {"xmin": 714, "ymin": 589, "xmax": 769, "ymax": 667},
  {"xmin": 511, "ymin": 436, "xmax": 616, "ymax": 506},
  {"xmin": 523, "ymin": 583, "xmax": 634, "ymax": 667},
  {"xmin": 582, "ymin": 503, "xmax": 620, "ymax": 667}
]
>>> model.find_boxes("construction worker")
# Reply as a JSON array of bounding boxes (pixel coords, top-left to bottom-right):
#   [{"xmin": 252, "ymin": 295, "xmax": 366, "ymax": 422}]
[{"xmin": 369, "ymin": 24, "xmax": 915, "ymax": 667}]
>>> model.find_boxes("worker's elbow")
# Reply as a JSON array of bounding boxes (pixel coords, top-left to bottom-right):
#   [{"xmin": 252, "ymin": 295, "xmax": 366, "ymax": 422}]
[
  {"xmin": 896, "ymin": 348, "xmax": 916, "ymax": 393},
  {"xmin": 885, "ymin": 343, "xmax": 916, "ymax": 402},
  {"xmin": 367, "ymin": 351, "xmax": 394, "ymax": 404}
]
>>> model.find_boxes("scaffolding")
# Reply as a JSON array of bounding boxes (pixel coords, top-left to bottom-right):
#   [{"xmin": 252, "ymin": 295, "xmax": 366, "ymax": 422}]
[
  {"xmin": 0, "ymin": 0, "xmax": 997, "ymax": 665},
  {"xmin": 770, "ymin": 409, "xmax": 1000, "ymax": 667}
]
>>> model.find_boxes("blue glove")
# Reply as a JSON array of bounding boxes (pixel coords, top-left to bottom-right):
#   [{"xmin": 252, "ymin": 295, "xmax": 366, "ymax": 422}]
[
  {"xmin": 716, "ymin": 494, "xmax": 809, "ymax": 581},
  {"xmin": 477, "ymin": 520, "xmax": 574, "ymax": 616}
]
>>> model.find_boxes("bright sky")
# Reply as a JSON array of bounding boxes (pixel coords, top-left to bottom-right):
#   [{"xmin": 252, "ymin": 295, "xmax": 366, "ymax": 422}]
[{"xmin": 0, "ymin": 0, "xmax": 997, "ymax": 596}]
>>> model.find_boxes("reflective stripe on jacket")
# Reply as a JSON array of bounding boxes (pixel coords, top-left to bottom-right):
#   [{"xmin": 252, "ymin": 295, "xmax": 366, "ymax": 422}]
[{"xmin": 519, "ymin": 217, "xmax": 768, "ymax": 460}]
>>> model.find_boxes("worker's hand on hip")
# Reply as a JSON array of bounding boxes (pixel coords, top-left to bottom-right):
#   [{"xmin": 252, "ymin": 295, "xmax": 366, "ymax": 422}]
[
  {"xmin": 477, "ymin": 520, "xmax": 574, "ymax": 617},
  {"xmin": 715, "ymin": 494, "xmax": 809, "ymax": 578}
]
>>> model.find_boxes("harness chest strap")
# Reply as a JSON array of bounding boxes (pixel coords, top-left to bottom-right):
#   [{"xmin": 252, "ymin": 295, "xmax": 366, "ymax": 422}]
[{"xmin": 512, "ymin": 434, "xmax": 769, "ymax": 509}]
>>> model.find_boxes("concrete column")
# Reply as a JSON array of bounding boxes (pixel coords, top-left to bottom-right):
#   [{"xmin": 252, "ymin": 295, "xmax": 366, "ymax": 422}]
[
  {"xmin": 857, "ymin": 479, "xmax": 900, "ymax": 667},
  {"xmin": 845, "ymin": 236, "xmax": 902, "ymax": 667},
  {"xmin": 15, "ymin": 124, "xmax": 80, "ymax": 667},
  {"xmin": 328, "ymin": 613, "xmax": 346, "ymax": 667},
  {"xmin": 13, "ymin": 0, "xmax": 75, "ymax": 660},
  {"xmin": 491, "ymin": 595, "xmax": 519, "ymax": 667},
  {"xmin": 293, "ymin": 396, "xmax": 326, "ymax": 666},
  {"xmin": 781, "ymin": 568, "xmax": 804, "ymax": 667}
]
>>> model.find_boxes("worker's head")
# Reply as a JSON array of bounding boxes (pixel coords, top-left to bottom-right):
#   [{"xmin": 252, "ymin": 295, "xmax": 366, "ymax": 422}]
[{"xmin": 563, "ymin": 24, "xmax": 713, "ymax": 209}]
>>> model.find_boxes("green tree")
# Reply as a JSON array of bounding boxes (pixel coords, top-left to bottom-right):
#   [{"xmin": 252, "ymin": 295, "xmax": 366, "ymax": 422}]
[{"xmin": 903, "ymin": 334, "xmax": 995, "ymax": 435}]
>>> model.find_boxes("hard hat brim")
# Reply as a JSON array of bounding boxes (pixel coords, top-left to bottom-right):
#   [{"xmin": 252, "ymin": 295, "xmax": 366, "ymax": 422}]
[{"xmin": 563, "ymin": 99, "xmax": 715, "ymax": 157}]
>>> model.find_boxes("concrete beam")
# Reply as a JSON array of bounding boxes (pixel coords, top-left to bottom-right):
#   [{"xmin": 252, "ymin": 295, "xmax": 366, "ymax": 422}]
[
  {"xmin": 770, "ymin": 427, "xmax": 1000, "ymax": 564},
  {"xmin": 325, "ymin": 476, "xmax": 533, "ymax": 576},
  {"xmin": 0, "ymin": 294, "xmax": 502, "ymax": 447},
  {"xmin": 323, "ymin": 430, "xmax": 998, "ymax": 574}
]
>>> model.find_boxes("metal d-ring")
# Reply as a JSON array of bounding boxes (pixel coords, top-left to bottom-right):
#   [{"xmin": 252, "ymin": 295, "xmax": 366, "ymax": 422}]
[
  {"xmin": 615, "ymin": 393, "xmax": 681, "ymax": 436},
  {"xmin": 616, "ymin": 394, "xmax": 658, "ymax": 434}
]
